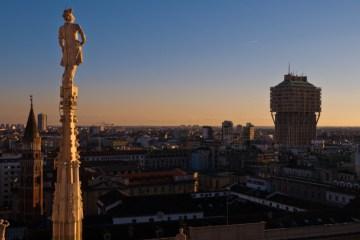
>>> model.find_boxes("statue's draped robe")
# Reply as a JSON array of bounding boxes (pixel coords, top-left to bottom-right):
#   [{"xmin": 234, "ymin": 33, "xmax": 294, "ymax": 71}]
[{"xmin": 59, "ymin": 23, "xmax": 84, "ymax": 66}]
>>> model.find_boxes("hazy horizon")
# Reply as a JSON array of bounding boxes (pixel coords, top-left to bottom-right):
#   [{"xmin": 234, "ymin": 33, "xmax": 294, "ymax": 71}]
[{"xmin": 2, "ymin": 0, "xmax": 360, "ymax": 126}]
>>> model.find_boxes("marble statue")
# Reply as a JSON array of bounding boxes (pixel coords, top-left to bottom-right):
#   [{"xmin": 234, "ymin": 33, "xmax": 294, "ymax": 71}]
[
  {"xmin": 52, "ymin": 8, "xmax": 85, "ymax": 240},
  {"xmin": 0, "ymin": 219, "xmax": 9, "ymax": 240},
  {"xmin": 58, "ymin": 8, "xmax": 86, "ymax": 86}
]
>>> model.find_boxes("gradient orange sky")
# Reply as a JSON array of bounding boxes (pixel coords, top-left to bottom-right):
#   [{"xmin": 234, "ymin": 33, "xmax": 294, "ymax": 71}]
[{"xmin": 2, "ymin": 1, "xmax": 360, "ymax": 126}]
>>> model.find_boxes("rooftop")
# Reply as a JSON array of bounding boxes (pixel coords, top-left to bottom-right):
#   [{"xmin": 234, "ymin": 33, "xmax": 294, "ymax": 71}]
[
  {"xmin": 119, "ymin": 169, "xmax": 194, "ymax": 186},
  {"xmin": 273, "ymin": 74, "xmax": 318, "ymax": 89}
]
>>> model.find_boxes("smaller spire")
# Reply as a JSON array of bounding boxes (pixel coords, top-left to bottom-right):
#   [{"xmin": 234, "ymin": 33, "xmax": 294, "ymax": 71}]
[{"xmin": 24, "ymin": 95, "xmax": 39, "ymax": 141}]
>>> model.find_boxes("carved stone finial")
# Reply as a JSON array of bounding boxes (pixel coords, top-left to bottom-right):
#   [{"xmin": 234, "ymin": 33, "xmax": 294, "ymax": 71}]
[{"xmin": 0, "ymin": 219, "xmax": 10, "ymax": 240}]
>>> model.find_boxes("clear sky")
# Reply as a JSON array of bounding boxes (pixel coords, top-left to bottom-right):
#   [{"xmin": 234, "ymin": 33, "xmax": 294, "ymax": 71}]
[{"xmin": 1, "ymin": 0, "xmax": 360, "ymax": 126}]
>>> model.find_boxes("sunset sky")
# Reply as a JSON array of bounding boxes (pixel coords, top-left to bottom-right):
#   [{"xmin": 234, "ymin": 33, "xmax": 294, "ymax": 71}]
[{"xmin": 2, "ymin": 0, "xmax": 360, "ymax": 126}]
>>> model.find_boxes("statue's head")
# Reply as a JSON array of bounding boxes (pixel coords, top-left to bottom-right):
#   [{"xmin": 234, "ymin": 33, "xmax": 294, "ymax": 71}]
[{"xmin": 63, "ymin": 8, "xmax": 75, "ymax": 23}]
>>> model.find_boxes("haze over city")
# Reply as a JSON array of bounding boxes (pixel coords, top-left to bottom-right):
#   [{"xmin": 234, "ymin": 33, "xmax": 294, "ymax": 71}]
[{"xmin": 2, "ymin": 0, "xmax": 360, "ymax": 126}]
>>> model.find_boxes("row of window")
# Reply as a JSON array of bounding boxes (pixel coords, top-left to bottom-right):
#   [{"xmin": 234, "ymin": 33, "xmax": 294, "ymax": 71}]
[
  {"xmin": 130, "ymin": 214, "xmax": 198, "ymax": 224},
  {"xmin": 327, "ymin": 194, "xmax": 350, "ymax": 203},
  {"xmin": 2, "ymin": 165, "xmax": 19, "ymax": 169},
  {"xmin": 2, "ymin": 171, "xmax": 17, "ymax": 175},
  {"xmin": 86, "ymin": 155, "xmax": 145, "ymax": 161},
  {"xmin": 129, "ymin": 184, "xmax": 193, "ymax": 195}
]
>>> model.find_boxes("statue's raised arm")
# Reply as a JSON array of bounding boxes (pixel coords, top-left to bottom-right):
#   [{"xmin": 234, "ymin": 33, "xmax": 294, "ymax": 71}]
[{"xmin": 59, "ymin": 8, "xmax": 86, "ymax": 85}]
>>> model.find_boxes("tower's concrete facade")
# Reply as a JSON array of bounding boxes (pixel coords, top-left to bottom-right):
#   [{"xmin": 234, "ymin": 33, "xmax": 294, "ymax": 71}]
[
  {"xmin": 52, "ymin": 8, "xmax": 85, "ymax": 240},
  {"xmin": 270, "ymin": 74, "xmax": 321, "ymax": 146}
]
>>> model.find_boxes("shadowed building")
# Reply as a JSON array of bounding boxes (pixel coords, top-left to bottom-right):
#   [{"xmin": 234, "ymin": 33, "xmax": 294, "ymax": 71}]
[
  {"xmin": 270, "ymin": 73, "xmax": 321, "ymax": 146},
  {"xmin": 0, "ymin": 155, "xmax": 21, "ymax": 209},
  {"xmin": 221, "ymin": 121, "xmax": 234, "ymax": 145},
  {"xmin": 242, "ymin": 123, "xmax": 255, "ymax": 144},
  {"xmin": 17, "ymin": 97, "xmax": 43, "ymax": 222},
  {"xmin": 37, "ymin": 113, "xmax": 47, "ymax": 132},
  {"xmin": 202, "ymin": 126, "xmax": 214, "ymax": 142}
]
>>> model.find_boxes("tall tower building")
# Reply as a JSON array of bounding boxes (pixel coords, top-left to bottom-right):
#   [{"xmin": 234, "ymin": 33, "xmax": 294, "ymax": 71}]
[
  {"xmin": 270, "ymin": 73, "xmax": 321, "ymax": 146},
  {"xmin": 18, "ymin": 96, "xmax": 43, "ymax": 222},
  {"xmin": 221, "ymin": 120, "xmax": 234, "ymax": 144},
  {"xmin": 234, "ymin": 124, "xmax": 243, "ymax": 143},
  {"xmin": 202, "ymin": 126, "xmax": 214, "ymax": 141},
  {"xmin": 37, "ymin": 113, "xmax": 48, "ymax": 132},
  {"xmin": 242, "ymin": 122, "xmax": 255, "ymax": 143}
]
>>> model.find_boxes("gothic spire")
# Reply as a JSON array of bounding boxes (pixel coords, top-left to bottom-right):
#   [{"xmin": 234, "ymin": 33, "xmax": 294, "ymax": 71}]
[{"xmin": 24, "ymin": 95, "xmax": 39, "ymax": 141}]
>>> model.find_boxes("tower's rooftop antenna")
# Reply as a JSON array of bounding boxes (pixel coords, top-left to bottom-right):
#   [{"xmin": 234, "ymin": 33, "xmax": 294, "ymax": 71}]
[{"xmin": 288, "ymin": 63, "xmax": 291, "ymax": 74}]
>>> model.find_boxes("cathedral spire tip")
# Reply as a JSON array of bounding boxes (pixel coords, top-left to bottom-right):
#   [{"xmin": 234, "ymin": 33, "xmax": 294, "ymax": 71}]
[{"xmin": 24, "ymin": 95, "xmax": 39, "ymax": 141}]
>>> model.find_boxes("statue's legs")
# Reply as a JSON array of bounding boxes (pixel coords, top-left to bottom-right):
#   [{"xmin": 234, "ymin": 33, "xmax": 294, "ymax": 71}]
[{"xmin": 62, "ymin": 65, "xmax": 78, "ymax": 86}]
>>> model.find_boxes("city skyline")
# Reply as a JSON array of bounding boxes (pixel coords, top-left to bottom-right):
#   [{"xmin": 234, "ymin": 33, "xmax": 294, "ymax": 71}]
[{"xmin": 2, "ymin": 0, "xmax": 360, "ymax": 126}]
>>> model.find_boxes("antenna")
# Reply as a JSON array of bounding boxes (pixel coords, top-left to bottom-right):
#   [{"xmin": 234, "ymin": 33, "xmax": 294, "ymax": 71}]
[{"xmin": 288, "ymin": 62, "xmax": 291, "ymax": 74}]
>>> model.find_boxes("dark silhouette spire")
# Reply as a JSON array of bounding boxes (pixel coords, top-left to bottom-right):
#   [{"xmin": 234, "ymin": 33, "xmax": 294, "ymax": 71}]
[{"xmin": 24, "ymin": 95, "xmax": 39, "ymax": 141}]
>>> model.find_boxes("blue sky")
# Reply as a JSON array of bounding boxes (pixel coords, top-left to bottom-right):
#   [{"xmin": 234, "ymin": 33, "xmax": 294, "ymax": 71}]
[{"xmin": 1, "ymin": 0, "xmax": 360, "ymax": 126}]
